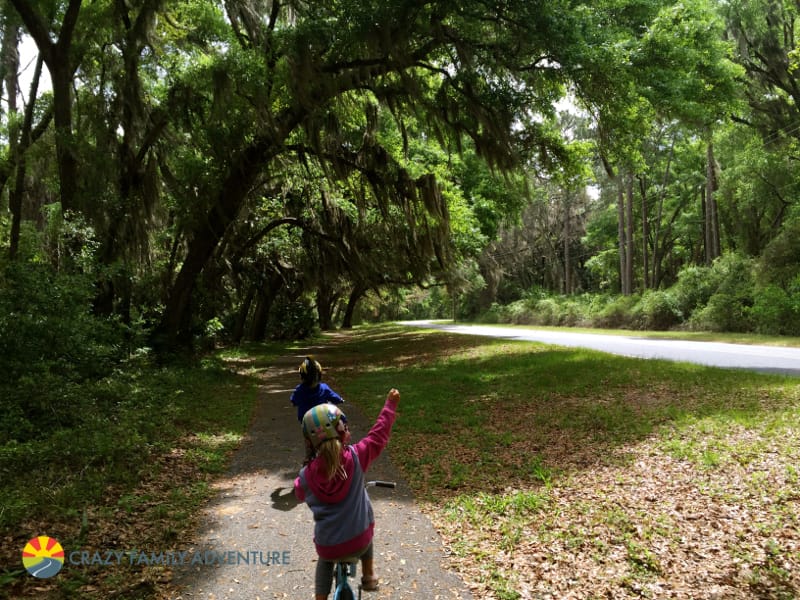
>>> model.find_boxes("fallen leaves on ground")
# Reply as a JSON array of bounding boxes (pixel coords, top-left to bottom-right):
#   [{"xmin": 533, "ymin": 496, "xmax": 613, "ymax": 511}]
[{"xmin": 423, "ymin": 428, "xmax": 799, "ymax": 600}]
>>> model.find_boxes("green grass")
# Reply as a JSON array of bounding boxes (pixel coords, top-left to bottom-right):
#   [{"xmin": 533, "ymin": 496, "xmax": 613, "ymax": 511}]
[
  {"xmin": 333, "ymin": 325, "xmax": 796, "ymax": 491},
  {"xmin": 0, "ymin": 341, "xmax": 288, "ymax": 599},
  {"xmin": 430, "ymin": 320, "xmax": 800, "ymax": 347},
  {"xmin": 326, "ymin": 323, "xmax": 800, "ymax": 597},
  {"xmin": 5, "ymin": 322, "xmax": 796, "ymax": 598}
]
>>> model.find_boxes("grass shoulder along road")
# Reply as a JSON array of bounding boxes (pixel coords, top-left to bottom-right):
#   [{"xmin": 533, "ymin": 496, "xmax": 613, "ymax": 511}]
[{"xmin": 323, "ymin": 324, "xmax": 800, "ymax": 600}]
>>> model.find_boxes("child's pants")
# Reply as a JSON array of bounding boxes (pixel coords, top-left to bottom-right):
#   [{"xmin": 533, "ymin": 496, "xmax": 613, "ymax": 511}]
[{"xmin": 315, "ymin": 542, "xmax": 374, "ymax": 596}]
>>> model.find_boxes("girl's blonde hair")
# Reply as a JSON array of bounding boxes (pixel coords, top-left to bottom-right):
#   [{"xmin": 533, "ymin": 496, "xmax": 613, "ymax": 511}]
[{"xmin": 317, "ymin": 438, "xmax": 348, "ymax": 481}]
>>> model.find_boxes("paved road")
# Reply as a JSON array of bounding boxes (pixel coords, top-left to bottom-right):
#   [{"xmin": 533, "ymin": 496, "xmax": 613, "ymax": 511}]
[{"xmin": 399, "ymin": 321, "xmax": 800, "ymax": 377}]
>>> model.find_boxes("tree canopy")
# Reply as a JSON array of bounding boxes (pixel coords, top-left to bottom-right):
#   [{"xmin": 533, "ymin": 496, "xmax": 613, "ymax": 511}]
[{"xmin": 2, "ymin": 0, "xmax": 800, "ymax": 347}]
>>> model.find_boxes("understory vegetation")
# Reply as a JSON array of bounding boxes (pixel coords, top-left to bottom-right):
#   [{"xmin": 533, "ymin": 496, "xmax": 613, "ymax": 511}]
[
  {"xmin": 477, "ymin": 263, "xmax": 800, "ymax": 336},
  {"xmin": 383, "ymin": 251, "xmax": 800, "ymax": 337}
]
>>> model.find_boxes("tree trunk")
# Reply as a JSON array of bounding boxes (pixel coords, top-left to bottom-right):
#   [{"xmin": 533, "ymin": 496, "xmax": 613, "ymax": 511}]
[
  {"xmin": 316, "ymin": 281, "xmax": 336, "ymax": 331},
  {"xmin": 563, "ymin": 191, "xmax": 571, "ymax": 294},
  {"xmin": 652, "ymin": 138, "xmax": 675, "ymax": 291},
  {"xmin": 155, "ymin": 139, "xmax": 278, "ymax": 347},
  {"xmin": 342, "ymin": 285, "xmax": 366, "ymax": 329},
  {"xmin": 249, "ymin": 282, "xmax": 281, "ymax": 342},
  {"xmin": 617, "ymin": 177, "xmax": 628, "ymax": 295},
  {"xmin": 51, "ymin": 59, "xmax": 78, "ymax": 213},
  {"xmin": 233, "ymin": 287, "xmax": 256, "ymax": 344},
  {"xmin": 625, "ymin": 173, "xmax": 634, "ymax": 295},
  {"xmin": 639, "ymin": 176, "xmax": 649, "ymax": 289},
  {"xmin": 710, "ymin": 143, "xmax": 721, "ymax": 260},
  {"xmin": 3, "ymin": 18, "xmax": 21, "ymax": 258},
  {"xmin": 705, "ymin": 139, "xmax": 721, "ymax": 264},
  {"xmin": 9, "ymin": 0, "xmax": 82, "ymax": 213}
]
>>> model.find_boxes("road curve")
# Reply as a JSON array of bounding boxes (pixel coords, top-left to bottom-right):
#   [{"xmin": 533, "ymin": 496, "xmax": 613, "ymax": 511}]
[{"xmin": 399, "ymin": 321, "xmax": 800, "ymax": 377}]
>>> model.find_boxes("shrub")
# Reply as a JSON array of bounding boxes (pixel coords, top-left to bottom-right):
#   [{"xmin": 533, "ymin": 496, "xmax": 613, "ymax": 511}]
[
  {"xmin": 477, "ymin": 302, "xmax": 507, "ymax": 324},
  {"xmin": 712, "ymin": 252, "xmax": 755, "ymax": 298},
  {"xmin": 267, "ymin": 296, "xmax": 317, "ymax": 339},
  {"xmin": 689, "ymin": 292, "xmax": 752, "ymax": 332},
  {"xmin": 0, "ymin": 262, "xmax": 127, "ymax": 442},
  {"xmin": 529, "ymin": 297, "xmax": 559, "ymax": 325},
  {"xmin": 750, "ymin": 284, "xmax": 800, "ymax": 336},
  {"xmin": 672, "ymin": 264, "xmax": 716, "ymax": 318},
  {"xmin": 635, "ymin": 290, "xmax": 682, "ymax": 331},
  {"xmin": 758, "ymin": 219, "xmax": 800, "ymax": 288},
  {"xmin": 593, "ymin": 294, "xmax": 641, "ymax": 329}
]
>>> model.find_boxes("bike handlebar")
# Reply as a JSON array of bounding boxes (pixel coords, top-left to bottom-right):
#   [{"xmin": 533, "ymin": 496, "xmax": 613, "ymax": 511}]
[{"xmin": 366, "ymin": 480, "xmax": 396, "ymax": 488}]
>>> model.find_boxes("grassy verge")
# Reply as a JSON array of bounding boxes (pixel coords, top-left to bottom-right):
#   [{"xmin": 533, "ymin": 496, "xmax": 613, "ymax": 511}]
[
  {"xmin": 419, "ymin": 320, "xmax": 800, "ymax": 347},
  {"xmin": 324, "ymin": 323, "xmax": 800, "ymax": 600},
  {"xmin": 0, "ymin": 342, "xmax": 286, "ymax": 600}
]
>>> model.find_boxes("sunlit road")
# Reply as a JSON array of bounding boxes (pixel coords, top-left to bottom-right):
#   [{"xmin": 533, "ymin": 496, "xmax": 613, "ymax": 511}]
[{"xmin": 399, "ymin": 321, "xmax": 800, "ymax": 377}]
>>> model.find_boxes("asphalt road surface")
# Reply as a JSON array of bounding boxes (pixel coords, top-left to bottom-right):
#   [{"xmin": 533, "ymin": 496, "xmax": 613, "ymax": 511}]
[{"xmin": 399, "ymin": 321, "xmax": 800, "ymax": 377}]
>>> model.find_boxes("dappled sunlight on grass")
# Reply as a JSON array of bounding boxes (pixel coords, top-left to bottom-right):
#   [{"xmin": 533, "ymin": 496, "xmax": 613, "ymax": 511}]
[
  {"xmin": 0, "ymin": 346, "xmax": 272, "ymax": 599},
  {"xmin": 322, "ymin": 323, "xmax": 800, "ymax": 599}
]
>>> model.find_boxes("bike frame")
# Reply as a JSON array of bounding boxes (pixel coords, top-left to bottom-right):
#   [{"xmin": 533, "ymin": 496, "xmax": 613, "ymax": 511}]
[
  {"xmin": 332, "ymin": 561, "xmax": 357, "ymax": 600},
  {"xmin": 330, "ymin": 481, "xmax": 396, "ymax": 600}
]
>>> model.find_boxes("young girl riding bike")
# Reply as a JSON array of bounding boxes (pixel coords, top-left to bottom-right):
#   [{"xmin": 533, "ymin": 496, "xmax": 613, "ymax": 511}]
[{"xmin": 294, "ymin": 388, "xmax": 401, "ymax": 600}]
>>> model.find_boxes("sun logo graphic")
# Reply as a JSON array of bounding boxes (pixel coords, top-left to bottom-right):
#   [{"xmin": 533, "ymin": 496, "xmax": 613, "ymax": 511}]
[{"xmin": 22, "ymin": 536, "xmax": 65, "ymax": 578}]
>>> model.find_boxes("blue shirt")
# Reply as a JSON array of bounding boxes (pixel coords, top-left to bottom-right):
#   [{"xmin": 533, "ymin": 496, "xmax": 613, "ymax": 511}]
[{"xmin": 291, "ymin": 382, "xmax": 344, "ymax": 421}]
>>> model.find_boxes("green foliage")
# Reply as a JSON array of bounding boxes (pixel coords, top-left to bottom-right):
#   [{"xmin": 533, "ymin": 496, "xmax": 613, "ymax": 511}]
[
  {"xmin": 0, "ymin": 349, "xmax": 259, "ymax": 536},
  {"xmin": 593, "ymin": 294, "xmax": 642, "ymax": 329},
  {"xmin": 633, "ymin": 0, "xmax": 744, "ymax": 126},
  {"xmin": 470, "ymin": 244, "xmax": 800, "ymax": 338},
  {"xmin": 689, "ymin": 292, "xmax": 752, "ymax": 332},
  {"xmin": 635, "ymin": 289, "xmax": 682, "ymax": 331},
  {"xmin": 758, "ymin": 220, "xmax": 800, "ymax": 289},
  {"xmin": 750, "ymin": 283, "xmax": 800, "ymax": 336},
  {"xmin": 0, "ymin": 261, "xmax": 127, "ymax": 442},
  {"xmin": 266, "ymin": 295, "xmax": 317, "ymax": 340},
  {"xmin": 671, "ymin": 264, "xmax": 717, "ymax": 318},
  {"xmin": 678, "ymin": 253, "xmax": 753, "ymax": 332}
]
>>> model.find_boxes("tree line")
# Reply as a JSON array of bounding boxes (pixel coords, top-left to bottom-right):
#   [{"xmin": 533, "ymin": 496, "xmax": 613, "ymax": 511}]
[{"xmin": 1, "ymin": 0, "xmax": 799, "ymax": 358}]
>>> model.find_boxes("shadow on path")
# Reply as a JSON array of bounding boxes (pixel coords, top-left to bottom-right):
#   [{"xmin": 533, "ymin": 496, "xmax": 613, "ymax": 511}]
[{"xmin": 166, "ymin": 348, "xmax": 472, "ymax": 599}]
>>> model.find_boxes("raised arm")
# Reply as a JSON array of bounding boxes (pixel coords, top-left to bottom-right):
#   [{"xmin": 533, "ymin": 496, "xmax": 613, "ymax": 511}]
[{"xmin": 353, "ymin": 389, "xmax": 400, "ymax": 472}]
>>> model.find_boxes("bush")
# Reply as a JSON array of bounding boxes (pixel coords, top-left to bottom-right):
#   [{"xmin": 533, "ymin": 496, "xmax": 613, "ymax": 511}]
[
  {"xmin": 0, "ymin": 262, "xmax": 123, "ymax": 384},
  {"xmin": 689, "ymin": 292, "xmax": 753, "ymax": 332},
  {"xmin": 758, "ymin": 219, "xmax": 800, "ymax": 288},
  {"xmin": 593, "ymin": 294, "xmax": 641, "ymax": 329},
  {"xmin": 0, "ymin": 262, "xmax": 127, "ymax": 443},
  {"xmin": 267, "ymin": 296, "xmax": 317, "ymax": 339},
  {"xmin": 750, "ymin": 284, "xmax": 800, "ymax": 336},
  {"xmin": 712, "ymin": 252, "xmax": 755, "ymax": 299},
  {"xmin": 635, "ymin": 290, "xmax": 681, "ymax": 331},
  {"xmin": 531, "ymin": 297, "xmax": 561, "ymax": 325},
  {"xmin": 672, "ymin": 264, "xmax": 716, "ymax": 318}
]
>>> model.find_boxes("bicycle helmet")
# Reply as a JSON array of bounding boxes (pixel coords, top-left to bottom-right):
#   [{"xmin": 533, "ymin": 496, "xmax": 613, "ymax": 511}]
[
  {"xmin": 298, "ymin": 356, "xmax": 323, "ymax": 387},
  {"xmin": 302, "ymin": 403, "xmax": 348, "ymax": 449}
]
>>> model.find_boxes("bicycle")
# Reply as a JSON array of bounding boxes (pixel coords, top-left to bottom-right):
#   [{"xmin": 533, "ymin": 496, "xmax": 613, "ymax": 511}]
[{"xmin": 332, "ymin": 480, "xmax": 396, "ymax": 600}]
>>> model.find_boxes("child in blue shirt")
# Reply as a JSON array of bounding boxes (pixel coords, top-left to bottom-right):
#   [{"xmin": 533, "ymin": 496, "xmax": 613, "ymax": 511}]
[{"xmin": 291, "ymin": 356, "xmax": 344, "ymax": 462}]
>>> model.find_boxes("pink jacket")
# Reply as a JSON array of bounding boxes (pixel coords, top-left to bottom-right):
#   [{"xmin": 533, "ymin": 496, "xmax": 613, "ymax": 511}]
[{"xmin": 294, "ymin": 396, "xmax": 398, "ymax": 559}]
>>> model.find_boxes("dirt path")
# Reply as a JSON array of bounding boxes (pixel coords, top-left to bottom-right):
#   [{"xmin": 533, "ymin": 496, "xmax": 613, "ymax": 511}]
[{"xmin": 168, "ymin": 348, "xmax": 472, "ymax": 599}]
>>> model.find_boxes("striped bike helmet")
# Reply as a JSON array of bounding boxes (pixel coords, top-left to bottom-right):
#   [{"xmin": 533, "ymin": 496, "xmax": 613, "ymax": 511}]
[{"xmin": 302, "ymin": 403, "xmax": 348, "ymax": 449}]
